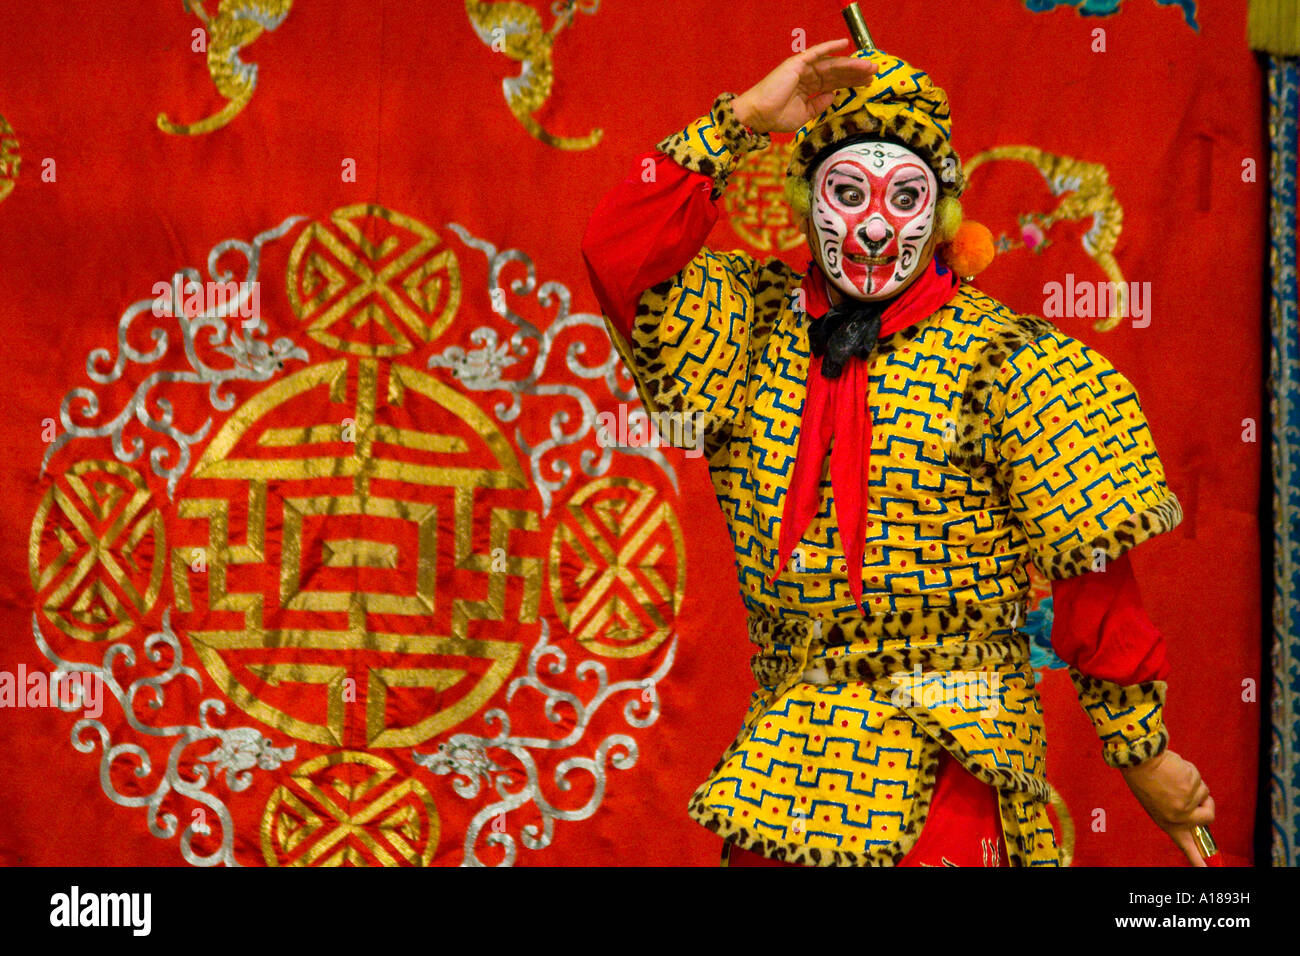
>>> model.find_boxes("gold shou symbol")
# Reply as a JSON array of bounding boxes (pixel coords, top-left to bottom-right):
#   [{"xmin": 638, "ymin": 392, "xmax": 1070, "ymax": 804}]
[
  {"xmin": 173, "ymin": 357, "xmax": 541, "ymax": 747},
  {"xmin": 287, "ymin": 204, "xmax": 461, "ymax": 357},
  {"xmin": 29, "ymin": 460, "xmax": 165, "ymax": 642},
  {"xmin": 724, "ymin": 140, "xmax": 806, "ymax": 253},
  {"xmin": 548, "ymin": 477, "xmax": 685, "ymax": 658},
  {"xmin": 261, "ymin": 751, "xmax": 440, "ymax": 866}
]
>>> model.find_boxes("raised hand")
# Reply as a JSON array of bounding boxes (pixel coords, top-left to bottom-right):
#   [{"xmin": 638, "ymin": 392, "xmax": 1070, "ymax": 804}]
[{"xmin": 732, "ymin": 38, "xmax": 877, "ymax": 135}]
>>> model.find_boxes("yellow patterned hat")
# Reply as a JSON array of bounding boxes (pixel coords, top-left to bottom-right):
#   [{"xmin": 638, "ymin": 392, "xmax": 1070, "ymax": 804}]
[{"xmin": 784, "ymin": 49, "xmax": 965, "ymax": 220}]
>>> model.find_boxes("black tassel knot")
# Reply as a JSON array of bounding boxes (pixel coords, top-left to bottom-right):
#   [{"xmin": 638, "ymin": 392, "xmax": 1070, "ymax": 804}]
[{"xmin": 808, "ymin": 300, "xmax": 885, "ymax": 379}]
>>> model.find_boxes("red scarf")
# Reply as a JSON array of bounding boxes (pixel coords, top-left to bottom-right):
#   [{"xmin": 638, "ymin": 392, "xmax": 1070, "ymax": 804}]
[{"xmin": 771, "ymin": 258, "xmax": 961, "ymax": 612}]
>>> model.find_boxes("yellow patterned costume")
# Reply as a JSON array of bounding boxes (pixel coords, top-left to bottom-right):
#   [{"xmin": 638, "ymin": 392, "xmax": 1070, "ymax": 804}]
[{"xmin": 600, "ymin": 54, "xmax": 1182, "ymax": 866}]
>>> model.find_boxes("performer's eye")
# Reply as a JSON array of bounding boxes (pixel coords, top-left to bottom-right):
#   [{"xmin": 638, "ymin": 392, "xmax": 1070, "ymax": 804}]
[
  {"xmin": 836, "ymin": 185, "xmax": 865, "ymax": 205},
  {"xmin": 893, "ymin": 189, "xmax": 919, "ymax": 210}
]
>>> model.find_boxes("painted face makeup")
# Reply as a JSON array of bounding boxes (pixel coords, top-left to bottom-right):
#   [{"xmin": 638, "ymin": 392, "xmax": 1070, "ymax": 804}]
[{"xmin": 810, "ymin": 141, "xmax": 939, "ymax": 301}]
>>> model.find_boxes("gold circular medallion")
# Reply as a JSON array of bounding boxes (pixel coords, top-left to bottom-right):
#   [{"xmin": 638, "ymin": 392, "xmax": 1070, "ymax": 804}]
[
  {"xmin": 287, "ymin": 203, "xmax": 461, "ymax": 357},
  {"xmin": 261, "ymin": 750, "xmax": 440, "ymax": 866},
  {"xmin": 549, "ymin": 477, "xmax": 685, "ymax": 658},
  {"xmin": 29, "ymin": 459, "xmax": 165, "ymax": 642}
]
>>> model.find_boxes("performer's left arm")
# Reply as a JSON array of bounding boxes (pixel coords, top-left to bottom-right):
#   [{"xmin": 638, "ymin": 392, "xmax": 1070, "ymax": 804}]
[
  {"xmin": 992, "ymin": 325, "xmax": 1215, "ymax": 864},
  {"xmin": 1050, "ymin": 556, "xmax": 1215, "ymax": 865},
  {"xmin": 1050, "ymin": 551, "xmax": 1166, "ymax": 687}
]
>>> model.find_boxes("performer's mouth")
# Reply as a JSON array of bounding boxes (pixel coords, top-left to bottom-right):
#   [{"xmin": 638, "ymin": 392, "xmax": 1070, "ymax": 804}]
[{"xmin": 846, "ymin": 253, "xmax": 895, "ymax": 267}]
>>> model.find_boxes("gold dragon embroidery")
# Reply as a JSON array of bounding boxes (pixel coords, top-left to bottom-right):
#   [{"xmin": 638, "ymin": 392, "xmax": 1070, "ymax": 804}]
[
  {"xmin": 465, "ymin": 0, "xmax": 602, "ymax": 151},
  {"xmin": 157, "ymin": 0, "xmax": 293, "ymax": 136},
  {"xmin": 966, "ymin": 146, "xmax": 1127, "ymax": 332}
]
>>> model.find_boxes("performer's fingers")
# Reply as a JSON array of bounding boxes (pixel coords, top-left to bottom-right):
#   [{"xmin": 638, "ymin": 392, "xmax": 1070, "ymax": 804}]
[
  {"xmin": 1172, "ymin": 829, "xmax": 1206, "ymax": 867},
  {"xmin": 817, "ymin": 56, "xmax": 878, "ymax": 72},
  {"xmin": 805, "ymin": 59, "xmax": 877, "ymax": 93},
  {"xmin": 802, "ymin": 38, "xmax": 852, "ymax": 59},
  {"xmin": 821, "ymin": 62, "xmax": 873, "ymax": 79},
  {"xmin": 817, "ymin": 55, "xmax": 878, "ymax": 69},
  {"xmin": 1183, "ymin": 779, "xmax": 1210, "ymax": 813},
  {"xmin": 820, "ymin": 62, "xmax": 878, "ymax": 86},
  {"xmin": 806, "ymin": 91, "xmax": 835, "ymax": 116},
  {"xmin": 1187, "ymin": 805, "xmax": 1216, "ymax": 827},
  {"xmin": 1187, "ymin": 795, "xmax": 1216, "ymax": 826}
]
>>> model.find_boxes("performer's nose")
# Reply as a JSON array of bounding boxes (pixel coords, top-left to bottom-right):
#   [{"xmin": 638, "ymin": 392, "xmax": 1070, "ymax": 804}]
[{"xmin": 862, "ymin": 217, "xmax": 892, "ymax": 251}]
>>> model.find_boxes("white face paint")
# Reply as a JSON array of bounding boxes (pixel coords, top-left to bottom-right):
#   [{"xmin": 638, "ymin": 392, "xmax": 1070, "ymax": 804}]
[{"xmin": 810, "ymin": 141, "xmax": 939, "ymax": 301}]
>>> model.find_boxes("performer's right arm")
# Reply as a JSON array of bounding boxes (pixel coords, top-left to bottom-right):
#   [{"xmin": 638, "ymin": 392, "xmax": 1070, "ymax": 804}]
[
  {"xmin": 580, "ymin": 92, "xmax": 773, "ymax": 446},
  {"xmin": 580, "ymin": 92, "xmax": 769, "ymax": 336},
  {"xmin": 581, "ymin": 39, "xmax": 875, "ymax": 449}
]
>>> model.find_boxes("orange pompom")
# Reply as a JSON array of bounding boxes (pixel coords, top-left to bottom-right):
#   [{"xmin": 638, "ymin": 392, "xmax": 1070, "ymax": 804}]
[{"xmin": 940, "ymin": 221, "xmax": 995, "ymax": 278}]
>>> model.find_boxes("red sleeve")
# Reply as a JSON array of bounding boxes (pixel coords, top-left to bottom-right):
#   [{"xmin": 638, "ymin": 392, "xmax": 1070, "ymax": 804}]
[
  {"xmin": 1048, "ymin": 550, "xmax": 1170, "ymax": 684},
  {"xmin": 579, "ymin": 151, "xmax": 719, "ymax": 338}
]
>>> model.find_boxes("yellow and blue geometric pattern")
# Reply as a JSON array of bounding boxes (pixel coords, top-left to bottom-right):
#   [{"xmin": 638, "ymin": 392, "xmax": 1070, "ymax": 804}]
[
  {"xmin": 630, "ymin": 245, "xmax": 1179, "ymax": 616},
  {"xmin": 683, "ymin": 620, "xmax": 1060, "ymax": 865},
  {"xmin": 993, "ymin": 325, "xmax": 1179, "ymax": 577}
]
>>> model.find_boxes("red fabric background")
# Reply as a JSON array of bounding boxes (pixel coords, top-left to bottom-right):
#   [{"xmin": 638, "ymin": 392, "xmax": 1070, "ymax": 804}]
[{"xmin": 0, "ymin": 0, "xmax": 1262, "ymax": 866}]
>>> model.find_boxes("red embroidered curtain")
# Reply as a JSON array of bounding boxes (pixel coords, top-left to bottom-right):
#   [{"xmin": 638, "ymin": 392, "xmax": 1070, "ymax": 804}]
[{"xmin": 0, "ymin": 0, "xmax": 1261, "ymax": 866}]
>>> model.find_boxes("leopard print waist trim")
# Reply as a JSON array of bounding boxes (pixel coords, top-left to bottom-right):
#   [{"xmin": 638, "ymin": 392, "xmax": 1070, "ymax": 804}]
[
  {"xmin": 746, "ymin": 597, "xmax": 1028, "ymax": 648},
  {"xmin": 749, "ymin": 631, "xmax": 1033, "ymax": 692}
]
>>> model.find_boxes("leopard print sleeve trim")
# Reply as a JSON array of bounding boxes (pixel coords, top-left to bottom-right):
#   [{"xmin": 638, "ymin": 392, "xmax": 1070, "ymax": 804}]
[
  {"xmin": 1070, "ymin": 669, "xmax": 1170, "ymax": 769},
  {"xmin": 655, "ymin": 92, "xmax": 772, "ymax": 199},
  {"xmin": 1037, "ymin": 493, "xmax": 1183, "ymax": 581},
  {"xmin": 711, "ymin": 92, "xmax": 771, "ymax": 156}
]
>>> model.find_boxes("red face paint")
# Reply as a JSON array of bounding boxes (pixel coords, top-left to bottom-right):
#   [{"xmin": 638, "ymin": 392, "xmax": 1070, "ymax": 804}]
[{"xmin": 811, "ymin": 142, "xmax": 938, "ymax": 301}]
